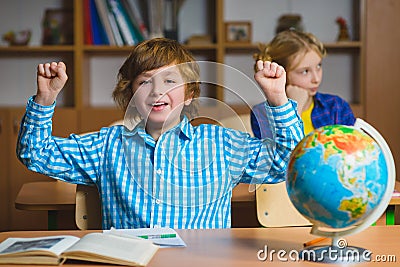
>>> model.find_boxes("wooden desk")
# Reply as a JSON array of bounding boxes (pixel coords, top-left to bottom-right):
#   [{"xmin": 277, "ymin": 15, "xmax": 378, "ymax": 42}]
[
  {"xmin": 0, "ymin": 226, "xmax": 399, "ymax": 266},
  {"xmin": 14, "ymin": 181, "xmax": 76, "ymax": 230}
]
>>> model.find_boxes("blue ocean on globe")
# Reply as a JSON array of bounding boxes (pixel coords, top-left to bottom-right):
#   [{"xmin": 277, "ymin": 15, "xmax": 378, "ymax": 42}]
[{"xmin": 287, "ymin": 125, "xmax": 388, "ymax": 229}]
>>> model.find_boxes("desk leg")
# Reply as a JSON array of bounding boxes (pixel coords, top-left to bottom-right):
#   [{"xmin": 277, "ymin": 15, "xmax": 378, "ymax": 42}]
[
  {"xmin": 48, "ymin": 211, "xmax": 58, "ymax": 230},
  {"xmin": 386, "ymin": 205, "xmax": 395, "ymax": 225}
]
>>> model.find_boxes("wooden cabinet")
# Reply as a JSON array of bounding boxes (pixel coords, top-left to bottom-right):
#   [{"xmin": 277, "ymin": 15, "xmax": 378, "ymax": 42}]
[{"xmin": 364, "ymin": 0, "xmax": 400, "ymax": 181}]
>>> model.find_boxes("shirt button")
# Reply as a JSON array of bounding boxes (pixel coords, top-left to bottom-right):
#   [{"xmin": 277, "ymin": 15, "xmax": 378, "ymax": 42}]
[
  {"xmin": 156, "ymin": 169, "xmax": 162, "ymax": 175},
  {"xmin": 155, "ymin": 199, "xmax": 161, "ymax": 204}
]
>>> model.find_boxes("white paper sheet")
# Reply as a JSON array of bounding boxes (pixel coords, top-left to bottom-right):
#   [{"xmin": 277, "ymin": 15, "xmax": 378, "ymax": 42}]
[{"xmin": 104, "ymin": 227, "xmax": 186, "ymax": 248}]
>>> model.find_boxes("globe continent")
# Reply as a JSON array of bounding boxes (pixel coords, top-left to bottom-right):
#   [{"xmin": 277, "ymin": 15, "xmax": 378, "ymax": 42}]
[{"xmin": 287, "ymin": 125, "xmax": 388, "ymax": 229}]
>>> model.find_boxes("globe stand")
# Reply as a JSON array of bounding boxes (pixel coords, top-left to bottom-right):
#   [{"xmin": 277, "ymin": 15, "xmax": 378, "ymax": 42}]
[{"xmin": 300, "ymin": 237, "xmax": 370, "ymax": 263}]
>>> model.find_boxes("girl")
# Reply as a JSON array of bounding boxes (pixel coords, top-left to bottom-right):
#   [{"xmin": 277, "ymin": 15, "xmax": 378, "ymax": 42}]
[{"xmin": 252, "ymin": 30, "xmax": 355, "ymax": 138}]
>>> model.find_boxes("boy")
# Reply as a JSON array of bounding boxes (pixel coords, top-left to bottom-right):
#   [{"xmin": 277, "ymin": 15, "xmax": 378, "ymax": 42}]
[{"xmin": 17, "ymin": 38, "xmax": 303, "ymax": 229}]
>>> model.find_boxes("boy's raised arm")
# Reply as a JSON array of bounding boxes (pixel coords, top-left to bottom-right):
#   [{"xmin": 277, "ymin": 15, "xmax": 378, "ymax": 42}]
[{"xmin": 35, "ymin": 61, "xmax": 68, "ymax": 106}]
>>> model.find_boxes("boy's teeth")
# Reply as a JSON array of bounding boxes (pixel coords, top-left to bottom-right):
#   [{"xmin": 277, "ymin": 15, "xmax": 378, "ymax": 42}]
[{"xmin": 153, "ymin": 102, "xmax": 165, "ymax": 106}]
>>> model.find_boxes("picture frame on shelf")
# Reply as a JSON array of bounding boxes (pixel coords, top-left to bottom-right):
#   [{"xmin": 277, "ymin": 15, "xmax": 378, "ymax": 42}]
[
  {"xmin": 225, "ymin": 21, "xmax": 252, "ymax": 43},
  {"xmin": 42, "ymin": 9, "xmax": 73, "ymax": 45}
]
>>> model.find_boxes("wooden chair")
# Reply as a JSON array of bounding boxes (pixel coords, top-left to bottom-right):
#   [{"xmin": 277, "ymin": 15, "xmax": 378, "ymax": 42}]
[
  {"xmin": 218, "ymin": 113, "xmax": 253, "ymax": 135},
  {"xmin": 256, "ymin": 182, "xmax": 311, "ymax": 227},
  {"xmin": 75, "ymin": 184, "xmax": 102, "ymax": 230}
]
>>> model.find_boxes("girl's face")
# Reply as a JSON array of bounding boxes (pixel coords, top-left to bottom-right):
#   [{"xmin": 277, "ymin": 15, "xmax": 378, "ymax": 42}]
[
  {"xmin": 287, "ymin": 50, "xmax": 323, "ymax": 97},
  {"xmin": 132, "ymin": 64, "xmax": 192, "ymax": 133}
]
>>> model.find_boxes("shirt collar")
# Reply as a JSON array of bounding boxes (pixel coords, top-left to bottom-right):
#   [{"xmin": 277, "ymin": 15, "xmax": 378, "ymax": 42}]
[
  {"xmin": 179, "ymin": 116, "xmax": 194, "ymax": 140},
  {"xmin": 125, "ymin": 116, "xmax": 194, "ymax": 141},
  {"xmin": 313, "ymin": 92, "xmax": 325, "ymax": 107}
]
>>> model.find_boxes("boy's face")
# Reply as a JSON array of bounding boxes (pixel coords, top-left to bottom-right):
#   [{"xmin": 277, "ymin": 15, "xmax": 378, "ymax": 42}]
[
  {"xmin": 132, "ymin": 64, "xmax": 192, "ymax": 131},
  {"xmin": 287, "ymin": 50, "xmax": 323, "ymax": 97}
]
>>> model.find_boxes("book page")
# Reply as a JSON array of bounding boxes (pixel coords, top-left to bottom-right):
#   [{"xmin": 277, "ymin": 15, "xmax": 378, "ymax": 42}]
[
  {"xmin": 0, "ymin": 235, "xmax": 79, "ymax": 257},
  {"xmin": 62, "ymin": 233, "xmax": 158, "ymax": 266}
]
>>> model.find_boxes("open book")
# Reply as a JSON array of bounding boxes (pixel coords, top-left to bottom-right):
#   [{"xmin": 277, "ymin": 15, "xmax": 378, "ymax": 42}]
[{"xmin": 0, "ymin": 233, "xmax": 158, "ymax": 266}]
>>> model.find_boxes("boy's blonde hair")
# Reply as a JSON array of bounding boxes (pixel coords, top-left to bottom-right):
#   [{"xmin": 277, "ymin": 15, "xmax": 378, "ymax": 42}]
[
  {"xmin": 253, "ymin": 30, "xmax": 327, "ymax": 73},
  {"xmin": 112, "ymin": 38, "xmax": 201, "ymax": 118}
]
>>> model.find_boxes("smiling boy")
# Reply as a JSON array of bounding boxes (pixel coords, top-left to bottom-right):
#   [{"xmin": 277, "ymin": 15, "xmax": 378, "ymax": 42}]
[{"xmin": 17, "ymin": 38, "xmax": 304, "ymax": 229}]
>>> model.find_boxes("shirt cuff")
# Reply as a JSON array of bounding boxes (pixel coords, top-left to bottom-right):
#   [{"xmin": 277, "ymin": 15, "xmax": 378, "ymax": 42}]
[
  {"xmin": 265, "ymin": 99, "xmax": 301, "ymax": 128},
  {"xmin": 24, "ymin": 96, "xmax": 56, "ymax": 125}
]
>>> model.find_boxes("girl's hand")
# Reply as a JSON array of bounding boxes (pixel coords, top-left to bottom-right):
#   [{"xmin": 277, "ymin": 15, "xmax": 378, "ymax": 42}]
[
  {"xmin": 35, "ymin": 61, "xmax": 68, "ymax": 106},
  {"xmin": 286, "ymin": 85, "xmax": 310, "ymax": 114},
  {"xmin": 254, "ymin": 60, "xmax": 288, "ymax": 107}
]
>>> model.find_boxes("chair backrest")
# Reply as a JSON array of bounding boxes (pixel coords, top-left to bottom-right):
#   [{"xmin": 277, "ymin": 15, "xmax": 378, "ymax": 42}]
[
  {"xmin": 75, "ymin": 184, "xmax": 102, "ymax": 230},
  {"xmin": 218, "ymin": 113, "xmax": 253, "ymax": 136},
  {"xmin": 256, "ymin": 182, "xmax": 311, "ymax": 227}
]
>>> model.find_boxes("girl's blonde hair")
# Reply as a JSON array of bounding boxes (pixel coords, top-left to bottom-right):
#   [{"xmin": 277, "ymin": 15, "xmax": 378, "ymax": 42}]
[
  {"xmin": 253, "ymin": 30, "xmax": 326, "ymax": 73},
  {"xmin": 112, "ymin": 38, "xmax": 201, "ymax": 118}
]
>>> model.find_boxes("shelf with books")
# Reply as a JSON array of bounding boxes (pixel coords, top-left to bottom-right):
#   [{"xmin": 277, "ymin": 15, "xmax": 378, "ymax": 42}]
[
  {"xmin": 81, "ymin": 43, "xmax": 218, "ymax": 53},
  {"xmin": 77, "ymin": 0, "xmax": 220, "ymax": 111},
  {"xmin": 0, "ymin": 0, "xmax": 365, "ymax": 109},
  {"xmin": 82, "ymin": 45, "xmax": 136, "ymax": 52},
  {"xmin": 84, "ymin": 0, "xmax": 147, "ymax": 46}
]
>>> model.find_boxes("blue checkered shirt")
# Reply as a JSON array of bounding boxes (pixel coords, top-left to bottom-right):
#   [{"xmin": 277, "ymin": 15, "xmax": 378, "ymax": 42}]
[{"xmin": 17, "ymin": 97, "xmax": 304, "ymax": 229}]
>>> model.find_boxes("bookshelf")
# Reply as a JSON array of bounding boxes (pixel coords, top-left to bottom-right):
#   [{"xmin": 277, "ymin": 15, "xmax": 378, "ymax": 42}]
[
  {"xmin": 0, "ymin": 0, "xmax": 365, "ymax": 113},
  {"xmin": 74, "ymin": 0, "xmax": 366, "ymax": 116},
  {"xmin": 2, "ymin": 0, "xmax": 400, "ymax": 231}
]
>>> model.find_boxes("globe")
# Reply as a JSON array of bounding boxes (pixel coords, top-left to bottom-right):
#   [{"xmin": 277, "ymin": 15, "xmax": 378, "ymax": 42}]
[{"xmin": 287, "ymin": 119, "xmax": 395, "ymax": 238}]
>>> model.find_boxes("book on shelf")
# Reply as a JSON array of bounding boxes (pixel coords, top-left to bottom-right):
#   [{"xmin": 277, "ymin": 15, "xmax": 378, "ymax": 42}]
[
  {"xmin": 123, "ymin": 0, "xmax": 149, "ymax": 40},
  {"xmin": 89, "ymin": 0, "xmax": 110, "ymax": 45},
  {"xmin": 0, "ymin": 233, "xmax": 158, "ymax": 266},
  {"xmin": 84, "ymin": 0, "xmax": 94, "ymax": 44},
  {"xmin": 94, "ymin": 0, "xmax": 117, "ymax": 45},
  {"xmin": 106, "ymin": 6, "xmax": 125, "ymax": 46},
  {"xmin": 107, "ymin": 0, "xmax": 144, "ymax": 45}
]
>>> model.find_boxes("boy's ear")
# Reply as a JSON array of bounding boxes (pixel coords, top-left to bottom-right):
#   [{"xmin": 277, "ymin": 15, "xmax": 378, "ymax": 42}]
[
  {"xmin": 184, "ymin": 97, "xmax": 193, "ymax": 106},
  {"xmin": 184, "ymin": 91, "xmax": 194, "ymax": 106}
]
